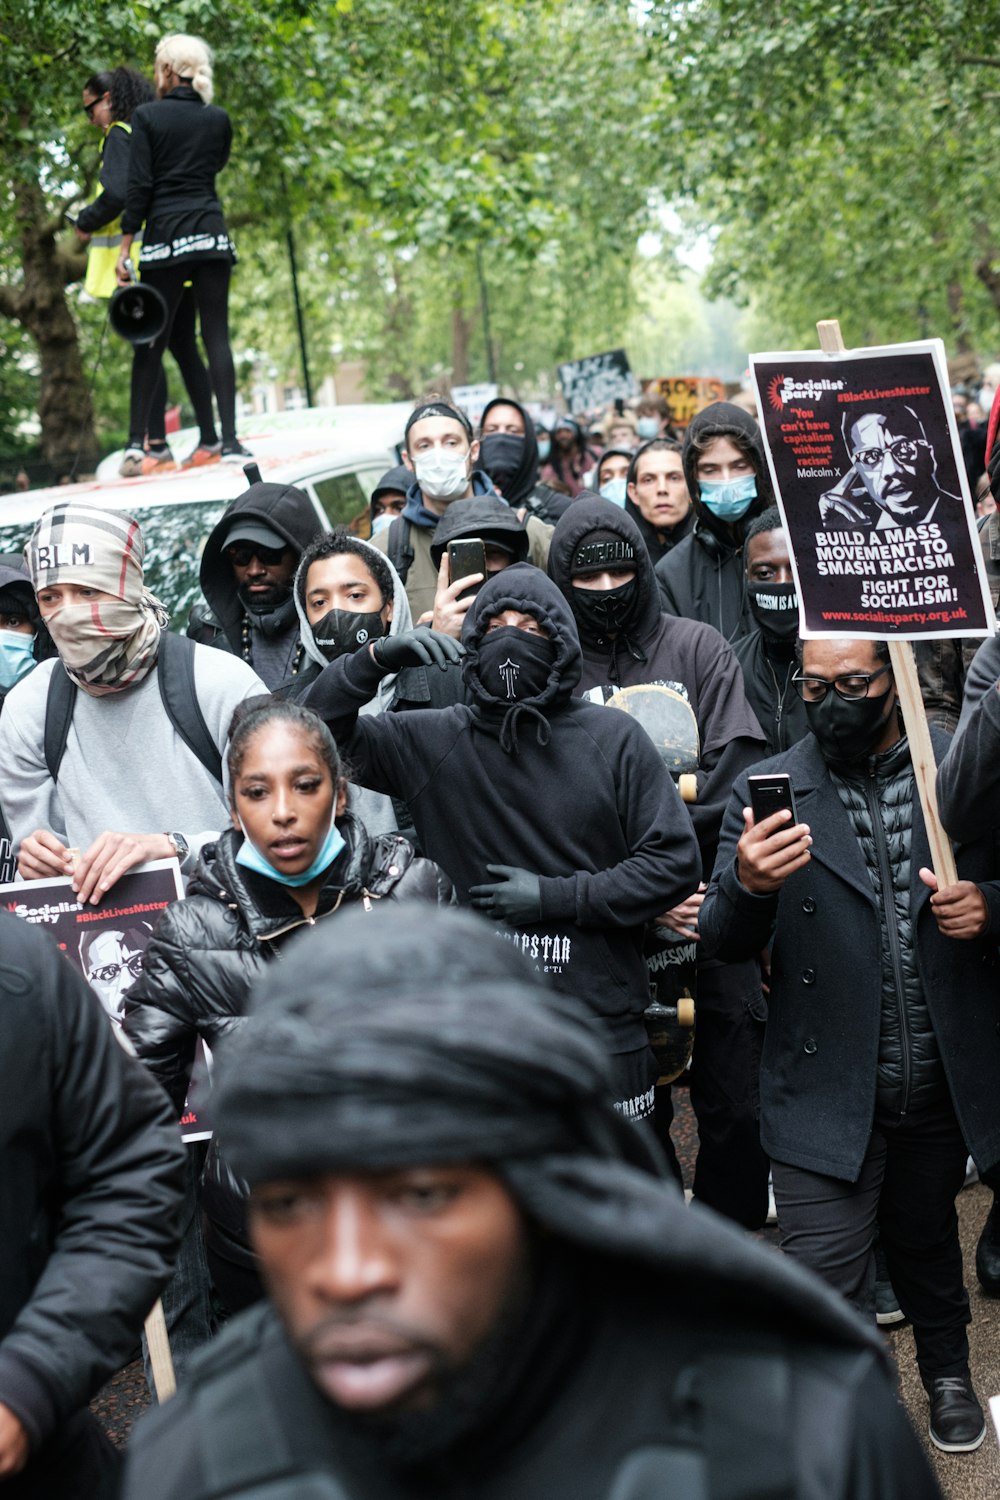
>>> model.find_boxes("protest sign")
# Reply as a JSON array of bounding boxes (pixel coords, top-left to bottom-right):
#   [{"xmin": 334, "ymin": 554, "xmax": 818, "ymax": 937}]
[
  {"xmin": 558, "ymin": 349, "xmax": 638, "ymax": 415},
  {"xmin": 749, "ymin": 339, "xmax": 993, "ymax": 641},
  {"xmin": 652, "ymin": 376, "xmax": 727, "ymax": 430},
  {"xmin": 452, "ymin": 382, "xmax": 498, "ymax": 429},
  {"xmin": 0, "ymin": 859, "xmax": 211, "ymax": 1141}
]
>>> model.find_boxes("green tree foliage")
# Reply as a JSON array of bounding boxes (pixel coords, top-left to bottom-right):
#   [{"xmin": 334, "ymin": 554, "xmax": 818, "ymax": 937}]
[
  {"xmin": 651, "ymin": 1, "xmax": 1000, "ymax": 354},
  {"xmin": 0, "ymin": 0, "xmax": 666, "ymax": 467}
]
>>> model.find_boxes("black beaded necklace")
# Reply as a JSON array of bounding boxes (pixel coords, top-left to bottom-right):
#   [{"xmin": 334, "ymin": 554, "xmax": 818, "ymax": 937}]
[{"xmin": 241, "ymin": 614, "xmax": 305, "ymax": 677}]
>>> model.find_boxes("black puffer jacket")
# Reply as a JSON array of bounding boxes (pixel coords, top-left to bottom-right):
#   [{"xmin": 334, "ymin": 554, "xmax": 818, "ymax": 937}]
[
  {"xmin": 830, "ymin": 739, "xmax": 943, "ymax": 1117},
  {"xmin": 123, "ymin": 812, "xmax": 454, "ymax": 1114}
]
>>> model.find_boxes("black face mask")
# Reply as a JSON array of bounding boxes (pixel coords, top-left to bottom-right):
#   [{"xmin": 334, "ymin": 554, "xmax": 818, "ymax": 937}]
[
  {"xmin": 310, "ymin": 608, "xmax": 386, "ymax": 662},
  {"xmin": 805, "ymin": 687, "xmax": 895, "ymax": 764},
  {"xmin": 476, "ymin": 627, "xmax": 557, "ymax": 703},
  {"xmin": 570, "ymin": 579, "xmax": 639, "ymax": 639},
  {"xmin": 478, "ymin": 433, "xmax": 525, "ymax": 494},
  {"xmin": 748, "ymin": 581, "xmax": 799, "ymax": 642}
]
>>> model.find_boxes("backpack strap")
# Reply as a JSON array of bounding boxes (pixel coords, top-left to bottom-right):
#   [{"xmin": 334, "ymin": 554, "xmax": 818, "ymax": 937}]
[
  {"xmin": 44, "ymin": 637, "xmax": 223, "ymax": 790},
  {"xmin": 43, "ymin": 663, "xmax": 76, "ymax": 781},
  {"xmin": 386, "ymin": 516, "xmax": 414, "ymax": 584},
  {"xmin": 157, "ymin": 633, "xmax": 224, "ymax": 789}
]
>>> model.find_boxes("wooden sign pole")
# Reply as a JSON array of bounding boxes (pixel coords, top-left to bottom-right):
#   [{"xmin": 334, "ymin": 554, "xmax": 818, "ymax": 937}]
[
  {"xmin": 815, "ymin": 319, "xmax": 958, "ymax": 888},
  {"xmin": 144, "ymin": 1298, "xmax": 177, "ymax": 1402}
]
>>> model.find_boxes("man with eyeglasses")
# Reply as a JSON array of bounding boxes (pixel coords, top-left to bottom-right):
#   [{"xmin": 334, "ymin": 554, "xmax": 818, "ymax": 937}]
[
  {"xmin": 79, "ymin": 924, "xmax": 150, "ymax": 1025},
  {"xmin": 700, "ymin": 634, "xmax": 1000, "ymax": 1456},
  {"xmin": 820, "ymin": 404, "xmax": 957, "ymax": 530},
  {"xmin": 189, "ymin": 475, "xmax": 323, "ymax": 690}
]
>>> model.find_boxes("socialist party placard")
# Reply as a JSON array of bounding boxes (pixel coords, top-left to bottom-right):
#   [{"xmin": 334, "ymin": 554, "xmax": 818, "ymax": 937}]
[
  {"xmin": 0, "ymin": 859, "xmax": 212, "ymax": 1141},
  {"xmin": 749, "ymin": 340, "xmax": 993, "ymax": 639}
]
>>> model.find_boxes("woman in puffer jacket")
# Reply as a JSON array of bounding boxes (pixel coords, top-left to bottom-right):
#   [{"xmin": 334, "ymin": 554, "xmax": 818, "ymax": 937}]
[{"xmin": 124, "ymin": 697, "xmax": 453, "ymax": 1320}]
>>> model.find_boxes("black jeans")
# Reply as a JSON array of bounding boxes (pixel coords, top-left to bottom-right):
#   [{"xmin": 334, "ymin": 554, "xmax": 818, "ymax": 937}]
[
  {"xmin": 654, "ymin": 958, "xmax": 770, "ymax": 1229},
  {"xmin": 128, "ymin": 260, "xmax": 236, "ymax": 449},
  {"xmin": 146, "ymin": 285, "xmax": 219, "ymax": 449},
  {"xmin": 772, "ymin": 1092, "xmax": 970, "ymax": 1385}
]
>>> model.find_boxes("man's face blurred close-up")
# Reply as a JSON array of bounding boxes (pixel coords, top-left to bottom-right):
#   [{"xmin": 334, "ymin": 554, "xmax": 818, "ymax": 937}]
[{"xmin": 250, "ymin": 1166, "xmax": 530, "ymax": 1417}]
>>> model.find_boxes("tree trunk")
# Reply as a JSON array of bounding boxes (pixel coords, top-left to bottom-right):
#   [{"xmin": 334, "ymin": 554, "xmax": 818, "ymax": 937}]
[
  {"xmin": 4, "ymin": 174, "xmax": 98, "ymax": 475},
  {"xmin": 451, "ymin": 298, "xmax": 470, "ymax": 386}
]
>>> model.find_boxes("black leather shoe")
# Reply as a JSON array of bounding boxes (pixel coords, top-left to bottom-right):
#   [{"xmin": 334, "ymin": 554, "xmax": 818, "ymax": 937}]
[
  {"xmin": 976, "ymin": 1197, "xmax": 1000, "ymax": 1296},
  {"xmin": 927, "ymin": 1376, "xmax": 986, "ymax": 1453}
]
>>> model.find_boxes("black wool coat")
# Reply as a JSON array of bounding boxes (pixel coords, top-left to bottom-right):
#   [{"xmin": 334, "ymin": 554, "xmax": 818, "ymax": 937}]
[{"xmin": 700, "ymin": 731, "xmax": 1000, "ymax": 1181}]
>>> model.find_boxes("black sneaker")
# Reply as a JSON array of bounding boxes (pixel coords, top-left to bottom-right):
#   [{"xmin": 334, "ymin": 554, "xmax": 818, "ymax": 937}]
[
  {"xmin": 220, "ymin": 440, "xmax": 253, "ymax": 464},
  {"xmin": 927, "ymin": 1376, "xmax": 986, "ymax": 1453},
  {"xmin": 976, "ymin": 1197, "xmax": 1000, "ymax": 1296}
]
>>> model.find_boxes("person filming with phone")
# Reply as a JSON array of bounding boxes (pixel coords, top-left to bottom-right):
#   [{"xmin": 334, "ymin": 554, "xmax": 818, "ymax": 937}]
[{"xmin": 700, "ymin": 635, "xmax": 1000, "ymax": 1457}]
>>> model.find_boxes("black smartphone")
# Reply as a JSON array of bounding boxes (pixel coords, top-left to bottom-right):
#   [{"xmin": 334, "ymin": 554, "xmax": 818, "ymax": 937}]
[
  {"xmin": 748, "ymin": 773, "xmax": 798, "ymax": 826},
  {"xmin": 447, "ymin": 539, "xmax": 487, "ymax": 601}
]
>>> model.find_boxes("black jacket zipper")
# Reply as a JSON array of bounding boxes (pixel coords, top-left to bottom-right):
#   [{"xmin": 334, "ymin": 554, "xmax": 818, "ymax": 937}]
[{"xmin": 866, "ymin": 769, "xmax": 911, "ymax": 1115}]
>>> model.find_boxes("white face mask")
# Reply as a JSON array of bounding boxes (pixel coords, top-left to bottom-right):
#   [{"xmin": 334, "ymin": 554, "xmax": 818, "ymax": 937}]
[{"xmin": 414, "ymin": 450, "xmax": 471, "ymax": 503}]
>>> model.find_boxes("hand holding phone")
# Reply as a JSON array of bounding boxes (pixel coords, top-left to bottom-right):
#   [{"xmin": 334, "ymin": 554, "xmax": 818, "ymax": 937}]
[
  {"xmin": 738, "ymin": 775, "xmax": 811, "ymax": 895},
  {"xmin": 447, "ymin": 539, "xmax": 487, "ymax": 602}
]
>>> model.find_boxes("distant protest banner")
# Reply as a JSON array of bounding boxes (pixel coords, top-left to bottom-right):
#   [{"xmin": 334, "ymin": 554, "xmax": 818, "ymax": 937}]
[
  {"xmin": 750, "ymin": 339, "xmax": 993, "ymax": 640},
  {"xmin": 652, "ymin": 376, "xmax": 726, "ymax": 429},
  {"xmin": 0, "ymin": 859, "xmax": 211, "ymax": 1141},
  {"xmin": 558, "ymin": 349, "xmax": 638, "ymax": 415}
]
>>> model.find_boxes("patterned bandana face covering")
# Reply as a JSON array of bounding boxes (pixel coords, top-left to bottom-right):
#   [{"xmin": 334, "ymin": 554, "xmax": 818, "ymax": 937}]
[{"xmin": 25, "ymin": 503, "xmax": 168, "ymax": 696}]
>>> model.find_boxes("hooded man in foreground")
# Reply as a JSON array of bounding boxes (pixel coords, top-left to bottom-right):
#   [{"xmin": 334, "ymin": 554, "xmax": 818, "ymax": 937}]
[
  {"xmin": 303, "ymin": 567, "xmax": 702, "ymax": 1115},
  {"xmin": 122, "ymin": 906, "xmax": 940, "ymax": 1500}
]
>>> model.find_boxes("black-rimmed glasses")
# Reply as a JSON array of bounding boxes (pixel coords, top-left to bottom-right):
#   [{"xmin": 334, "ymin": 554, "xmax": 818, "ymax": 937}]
[{"xmin": 792, "ymin": 662, "xmax": 893, "ymax": 704}]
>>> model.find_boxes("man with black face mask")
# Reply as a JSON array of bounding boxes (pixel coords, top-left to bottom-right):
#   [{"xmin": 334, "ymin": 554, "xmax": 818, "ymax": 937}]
[
  {"xmin": 478, "ymin": 397, "xmax": 572, "ymax": 523},
  {"xmin": 189, "ymin": 477, "xmax": 323, "ymax": 689},
  {"xmin": 700, "ymin": 636, "xmax": 1000, "ymax": 1456},
  {"xmin": 733, "ymin": 508, "xmax": 809, "ymax": 756},
  {"xmin": 303, "ymin": 566, "xmax": 703, "ymax": 1117},
  {"xmin": 548, "ymin": 498, "xmax": 771, "ymax": 1228}
]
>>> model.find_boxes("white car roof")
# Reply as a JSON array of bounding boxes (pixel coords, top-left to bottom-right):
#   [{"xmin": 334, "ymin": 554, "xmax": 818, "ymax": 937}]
[{"xmin": 2, "ymin": 404, "xmax": 410, "ymax": 527}]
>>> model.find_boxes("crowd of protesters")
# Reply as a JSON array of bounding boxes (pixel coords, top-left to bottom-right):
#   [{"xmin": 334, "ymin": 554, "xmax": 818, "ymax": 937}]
[
  {"xmin": 4, "ymin": 357, "xmax": 1000, "ymax": 1499},
  {"xmin": 4, "ymin": 21, "xmax": 1000, "ymax": 1492}
]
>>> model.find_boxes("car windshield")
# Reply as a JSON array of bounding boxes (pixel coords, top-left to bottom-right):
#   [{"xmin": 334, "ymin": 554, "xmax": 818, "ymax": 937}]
[{"xmin": 0, "ymin": 500, "xmax": 228, "ymax": 624}]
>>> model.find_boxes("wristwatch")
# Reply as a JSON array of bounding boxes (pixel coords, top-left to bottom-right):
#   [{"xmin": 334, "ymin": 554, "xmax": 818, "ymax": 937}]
[{"xmin": 165, "ymin": 832, "xmax": 190, "ymax": 863}]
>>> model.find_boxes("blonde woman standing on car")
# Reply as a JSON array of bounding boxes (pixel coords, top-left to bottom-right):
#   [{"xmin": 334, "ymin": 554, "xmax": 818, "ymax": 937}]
[{"xmin": 116, "ymin": 35, "xmax": 250, "ymax": 475}]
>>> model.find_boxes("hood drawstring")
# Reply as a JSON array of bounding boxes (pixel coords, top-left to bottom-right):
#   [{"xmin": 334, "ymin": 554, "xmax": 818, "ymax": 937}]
[{"xmin": 499, "ymin": 702, "xmax": 552, "ymax": 756}]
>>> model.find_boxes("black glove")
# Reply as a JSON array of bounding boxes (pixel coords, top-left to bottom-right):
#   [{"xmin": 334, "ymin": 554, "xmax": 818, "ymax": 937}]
[
  {"xmin": 469, "ymin": 864, "xmax": 542, "ymax": 924},
  {"xmin": 372, "ymin": 627, "xmax": 465, "ymax": 673}
]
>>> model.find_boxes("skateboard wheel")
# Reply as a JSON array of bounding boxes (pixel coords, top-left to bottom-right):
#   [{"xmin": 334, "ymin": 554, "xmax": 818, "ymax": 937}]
[
  {"xmin": 677, "ymin": 997, "xmax": 695, "ymax": 1027},
  {"xmin": 678, "ymin": 773, "xmax": 697, "ymax": 804}
]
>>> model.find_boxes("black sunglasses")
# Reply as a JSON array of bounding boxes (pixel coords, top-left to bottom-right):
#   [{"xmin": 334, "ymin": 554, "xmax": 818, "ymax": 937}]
[
  {"xmin": 224, "ymin": 543, "xmax": 288, "ymax": 567},
  {"xmin": 82, "ymin": 96, "xmax": 106, "ymax": 119}
]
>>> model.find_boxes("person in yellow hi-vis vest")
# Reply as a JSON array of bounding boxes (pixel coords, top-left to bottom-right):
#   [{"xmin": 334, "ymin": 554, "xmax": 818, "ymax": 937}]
[{"xmin": 77, "ymin": 67, "xmax": 222, "ymax": 476}]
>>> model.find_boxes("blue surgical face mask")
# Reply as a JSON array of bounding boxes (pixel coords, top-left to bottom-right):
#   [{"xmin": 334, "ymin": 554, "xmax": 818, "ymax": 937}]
[
  {"xmin": 699, "ymin": 475, "xmax": 757, "ymax": 520},
  {"xmin": 537, "ymin": 438, "xmax": 551, "ymax": 462},
  {"xmin": 370, "ymin": 512, "xmax": 395, "ymax": 536},
  {"xmin": 636, "ymin": 417, "xmax": 660, "ymax": 441},
  {"xmin": 599, "ymin": 477, "xmax": 628, "ymax": 507},
  {"xmin": 235, "ymin": 817, "xmax": 346, "ymax": 888},
  {"xmin": 0, "ymin": 628, "xmax": 36, "ymax": 692}
]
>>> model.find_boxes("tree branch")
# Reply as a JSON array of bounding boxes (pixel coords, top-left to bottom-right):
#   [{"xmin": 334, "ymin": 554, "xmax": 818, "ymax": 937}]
[
  {"xmin": 957, "ymin": 52, "xmax": 1000, "ymax": 71},
  {"xmin": 0, "ymin": 283, "xmax": 24, "ymax": 320}
]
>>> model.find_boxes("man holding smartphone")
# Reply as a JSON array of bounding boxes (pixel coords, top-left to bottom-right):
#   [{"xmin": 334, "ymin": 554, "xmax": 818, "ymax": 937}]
[
  {"xmin": 370, "ymin": 400, "xmax": 552, "ymax": 620},
  {"xmin": 700, "ymin": 635, "xmax": 1000, "ymax": 1455}
]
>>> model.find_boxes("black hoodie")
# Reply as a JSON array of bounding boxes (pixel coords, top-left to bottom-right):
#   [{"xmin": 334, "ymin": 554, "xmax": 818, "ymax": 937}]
[
  {"xmin": 654, "ymin": 403, "xmax": 772, "ymax": 640},
  {"xmin": 548, "ymin": 499, "xmax": 766, "ymax": 874},
  {"xmin": 479, "ymin": 397, "xmax": 574, "ymax": 523},
  {"xmin": 189, "ymin": 481, "xmax": 323, "ymax": 687},
  {"xmin": 303, "ymin": 565, "xmax": 702, "ymax": 1053}
]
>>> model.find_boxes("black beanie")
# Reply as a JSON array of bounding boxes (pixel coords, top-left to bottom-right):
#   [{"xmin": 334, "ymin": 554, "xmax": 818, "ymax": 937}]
[{"xmin": 570, "ymin": 529, "xmax": 636, "ymax": 577}]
